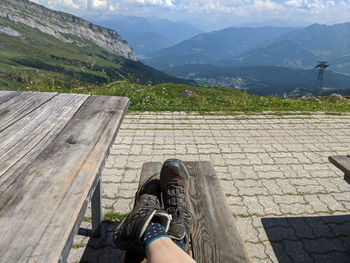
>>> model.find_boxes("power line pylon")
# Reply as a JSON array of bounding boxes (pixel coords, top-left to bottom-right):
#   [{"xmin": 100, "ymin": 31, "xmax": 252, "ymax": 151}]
[{"xmin": 313, "ymin": 61, "xmax": 329, "ymax": 96}]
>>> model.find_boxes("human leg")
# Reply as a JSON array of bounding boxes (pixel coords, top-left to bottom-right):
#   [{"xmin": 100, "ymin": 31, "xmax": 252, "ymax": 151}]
[{"xmin": 146, "ymin": 236, "xmax": 196, "ymax": 263}]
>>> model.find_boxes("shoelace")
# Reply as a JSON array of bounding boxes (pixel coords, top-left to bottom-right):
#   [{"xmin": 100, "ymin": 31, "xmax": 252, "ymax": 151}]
[
  {"xmin": 166, "ymin": 206, "xmax": 191, "ymax": 229},
  {"xmin": 164, "ymin": 183, "xmax": 191, "ymax": 228}
]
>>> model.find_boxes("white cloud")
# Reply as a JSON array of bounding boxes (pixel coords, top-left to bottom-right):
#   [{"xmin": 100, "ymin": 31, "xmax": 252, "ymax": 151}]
[
  {"xmin": 92, "ymin": 0, "xmax": 107, "ymax": 8},
  {"xmin": 63, "ymin": 0, "xmax": 83, "ymax": 8},
  {"xmin": 29, "ymin": 0, "xmax": 350, "ymax": 29},
  {"xmin": 129, "ymin": 0, "xmax": 175, "ymax": 7}
]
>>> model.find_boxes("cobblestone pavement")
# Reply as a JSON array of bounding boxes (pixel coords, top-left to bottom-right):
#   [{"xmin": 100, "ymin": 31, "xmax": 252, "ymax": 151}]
[{"xmin": 67, "ymin": 112, "xmax": 350, "ymax": 263}]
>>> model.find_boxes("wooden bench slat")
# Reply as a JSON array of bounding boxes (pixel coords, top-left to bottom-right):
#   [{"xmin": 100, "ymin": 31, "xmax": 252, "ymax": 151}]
[
  {"xmin": 0, "ymin": 95, "xmax": 129, "ymax": 263},
  {"xmin": 0, "ymin": 93, "xmax": 89, "ymax": 182},
  {"xmin": 187, "ymin": 161, "xmax": 250, "ymax": 263},
  {"xmin": 329, "ymin": 155, "xmax": 350, "ymax": 175},
  {"xmin": 123, "ymin": 161, "xmax": 251, "ymax": 263},
  {"xmin": 329, "ymin": 155, "xmax": 350, "ymax": 183},
  {"xmin": 0, "ymin": 91, "xmax": 57, "ymax": 131},
  {"xmin": 0, "ymin": 90, "xmax": 20, "ymax": 104}
]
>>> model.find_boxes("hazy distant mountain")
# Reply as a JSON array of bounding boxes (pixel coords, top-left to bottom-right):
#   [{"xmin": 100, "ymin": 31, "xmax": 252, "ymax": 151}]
[
  {"xmin": 145, "ymin": 23, "xmax": 350, "ymax": 74},
  {"xmin": 163, "ymin": 64, "xmax": 350, "ymax": 96},
  {"xmin": 144, "ymin": 26, "xmax": 297, "ymax": 65},
  {"xmin": 87, "ymin": 16, "xmax": 202, "ymax": 55},
  {"xmin": 0, "ymin": 0, "xmax": 188, "ymax": 89},
  {"xmin": 223, "ymin": 23, "xmax": 350, "ymax": 73}
]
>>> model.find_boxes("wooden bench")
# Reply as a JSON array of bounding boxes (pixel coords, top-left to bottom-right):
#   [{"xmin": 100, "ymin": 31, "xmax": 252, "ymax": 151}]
[
  {"xmin": 329, "ymin": 155, "xmax": 350, "ymax": 184},
  {"xmin": 123, "ymin": 161, "xmax": 251, "ymax": 263},
  {"xmin": 0, "ymin": 91, "xmax": 129, "ymax": 262}
]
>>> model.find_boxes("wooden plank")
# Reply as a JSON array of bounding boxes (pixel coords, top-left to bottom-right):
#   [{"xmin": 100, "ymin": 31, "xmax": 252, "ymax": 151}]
[
  {"xmin": 329, "ymin": 155, "xmax": 350, "ymax": 184},
  {"xmin": 122, "ymin": 162, "xmax": 162, "ymax": 263},
  {"xmin": 186, "ymin": 161, "xmax": 251, "ymax": 263},
  {"xmin": 0, "ymin": 95, "xmax": 129, "ymax": 263},
  {"xmin": 0, "ymin": 93, "xmax": 89, "ymax": 184},
  {"xmin": 0, "ymin": 90, "xmax": 21, "ymax": 104},
  {"xmin": 0, "ymin": 91, "xmax": 57, "ymax": 131},
  {"xmin": 91, "ymin": 178, "xmax": 103, "ymax": 237},
  {"xmin": 329, "ymin": 155, "xmax": 350, "ymax": 175}
]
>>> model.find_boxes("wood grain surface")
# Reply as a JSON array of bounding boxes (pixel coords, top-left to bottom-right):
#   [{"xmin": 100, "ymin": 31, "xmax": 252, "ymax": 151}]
[
  {"xmin": 329, "ymin": 155, "xmax": 350, "ymax": 175},
  {"xmin": 0, "ymin": 91, "xmax": 57, "ymax": 132},
  {"xmin": 0, "ymin": 90, "xmax": 20, "ymax": 104},
  {"xmin": 0, "ymin": 93, "xmax": 89, "ymax": 192},
  {"xmin": 0, "ymin": 92, "xmax": 129, "ymax": 263},
  {"xmin": 329, "ymin": 155, "xmax": 350, "ymax": 184},
  {"xmin": 187, "ymin": 161, "xmax": 251, "ymax": 263}
]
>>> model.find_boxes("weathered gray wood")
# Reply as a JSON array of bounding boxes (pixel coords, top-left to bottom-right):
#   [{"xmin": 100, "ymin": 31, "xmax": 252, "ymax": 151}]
[
  {"xmin": 186, "ymin": 161, "xmax": 251, "ymax": 263},
  {"xmin": 0, "ymin": 94, "xmax": 129, "ymax": 263},
  {"xmin": 0, "ymin": 93, "xmax": 89, "ymax": 187},
  {"xmin": 92, "ymin": 178, "xmax": 104, "ymax": 237},
  {"xmin": 329, "ymin": 155, "xmax": 350, "ymax": 184},
  {"xmin": 0, "ymin": 90, "xmax": 20, "ymax": 104},
  {"xmin": 0, "ymin": 91, "xmax": 57, "ymax": 131}
]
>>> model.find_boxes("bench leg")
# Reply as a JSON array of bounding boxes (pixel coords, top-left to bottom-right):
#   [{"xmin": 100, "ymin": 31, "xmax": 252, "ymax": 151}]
[
  {"xmin": 344, "ymin": 173, "xmax": 350, "ymax": 185},
  {"xmin": 92, "ymin": 178, "xmax": 104, "ymax": 237}
]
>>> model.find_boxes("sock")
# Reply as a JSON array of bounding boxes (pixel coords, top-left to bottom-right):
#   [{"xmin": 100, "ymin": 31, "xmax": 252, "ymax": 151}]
[
  {"xmin": 171, "ymin": 238, "xmax": 185, "ymax": 250},
  {"xmin": 143, "ymin": 221, "xmax": 169, "ymax": 249}
]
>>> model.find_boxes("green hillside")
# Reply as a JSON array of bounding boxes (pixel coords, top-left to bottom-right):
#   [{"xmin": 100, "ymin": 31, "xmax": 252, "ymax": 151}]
[{"xmin": 0, "ymin": 16, "xmax": 188, "ymax": 90}]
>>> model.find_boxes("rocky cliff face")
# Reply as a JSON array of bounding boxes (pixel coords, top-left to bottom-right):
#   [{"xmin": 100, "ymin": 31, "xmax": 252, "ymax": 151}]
[{"xmin": 0, "ymin": 0, "xmax": 136, "ymax": 61}]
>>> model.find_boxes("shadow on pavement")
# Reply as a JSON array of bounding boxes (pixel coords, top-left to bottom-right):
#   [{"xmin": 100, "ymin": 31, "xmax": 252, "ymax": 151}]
[
  {"xmin": 262, "ymin": 215, "xmax": 350, "ymax": 263},
  {"xmin": 78, "ymin": 221, "xmax": 123, "ymax": 263}
]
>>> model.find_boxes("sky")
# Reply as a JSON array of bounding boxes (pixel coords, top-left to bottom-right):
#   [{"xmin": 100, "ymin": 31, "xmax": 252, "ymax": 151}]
[{"xmin": 29, "ymin": 0, "xmax": 350, "ymax": 30}]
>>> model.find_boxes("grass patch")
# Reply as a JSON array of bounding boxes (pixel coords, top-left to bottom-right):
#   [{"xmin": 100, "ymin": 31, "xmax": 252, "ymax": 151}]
[
  {"xmin": 72, "ymin": 243, "xmax": 86, "ymax": 249},
  {"xmin": 103, "ymin": 212, "xmax": 129, "ymax": 222},
  {"xmin": 6, "ymin": 80, "xmax": 350, "ymax": 113},
  {"xmin": 82, "ymin": 216, "xmax": 91, "ymax": 223},
  {"xmin": 225, "ymin": 193, "xmax": 233, "ymax": 197}
]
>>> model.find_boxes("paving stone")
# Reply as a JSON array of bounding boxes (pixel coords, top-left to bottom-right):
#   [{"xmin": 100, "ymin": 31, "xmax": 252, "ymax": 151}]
[
  {"xmin": 230, "ymin": 204, "xmax": 249, "ymax": 215},
  {"xmin": 113, "ymin": 198, "xmax": 133, "ymax": 214},
  {"xmin": 235, "ymin": 217, "xmax": 260, "ymax": 243},
  {"xmin": 311, "ymin": 251, "xmax": 350, "ymax": 263},
  {"xmin": 304, "ymin": 195, "xmax": 329, "ymax": 212},
  {"xmin": 320, "ymin": 194, "xmax": 345, "ymax": 211},
  {"xmin": 258, "ymin": 196, "xmax": 282, "ymax": 215},
  {"xmin": 245, "ymin": 242, "xmax": 267, "ymax": 260},
  {"xmin": 303, "ymin": 237, "xmax": 346, "ymax": 254},
  {"xmin": 243, "ymin": 196, "xmax": 264, "ymax": 215},
  {"xmin": 283, "ymin": 240, "xmax": 314, "ymax": 263}
]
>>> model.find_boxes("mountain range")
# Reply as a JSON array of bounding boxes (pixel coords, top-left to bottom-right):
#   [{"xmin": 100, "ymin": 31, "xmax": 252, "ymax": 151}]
[
  {"xmin": 87, "ymin": 16, "xmax": 203, "ymax": 55},
  {"xmin": 145, "ymin": 23, "xmax": 350, "ymax": 75},
  {"xmin": 0, "ymin": 0, "xmax": 187, "ymax": 89}
]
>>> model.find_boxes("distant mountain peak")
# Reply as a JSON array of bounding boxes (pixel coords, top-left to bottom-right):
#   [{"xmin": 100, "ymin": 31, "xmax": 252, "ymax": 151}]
[{"xmin": 0, "ymin": 0, "xmax": 136, "ymax": 61}]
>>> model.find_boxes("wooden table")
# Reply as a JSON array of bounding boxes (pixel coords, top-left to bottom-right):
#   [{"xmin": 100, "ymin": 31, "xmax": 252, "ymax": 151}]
[{"xmin": 0, "ymin": 91, "xmax": 129, "ymax": 262}]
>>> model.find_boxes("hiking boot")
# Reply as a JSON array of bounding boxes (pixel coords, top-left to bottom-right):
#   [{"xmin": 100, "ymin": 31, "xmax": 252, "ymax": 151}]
[
  {"xmin": 160, "ymin": 159, "xmax": 192, "ymax": 241},
  {"xmin": 113, "ymin": 173, "xmax": 172, "ymax": 255}
]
